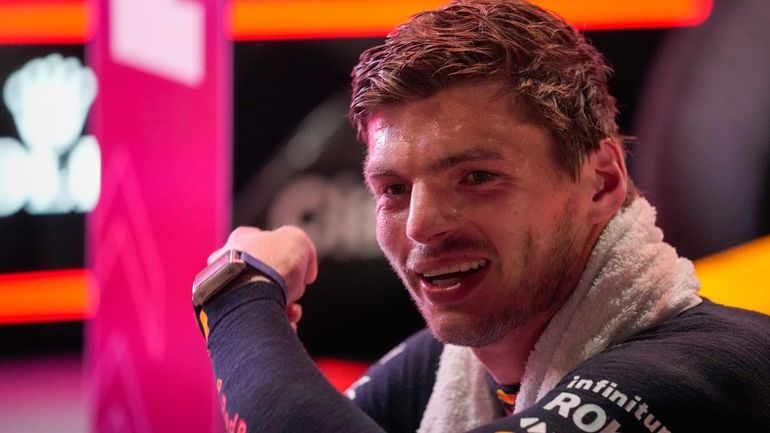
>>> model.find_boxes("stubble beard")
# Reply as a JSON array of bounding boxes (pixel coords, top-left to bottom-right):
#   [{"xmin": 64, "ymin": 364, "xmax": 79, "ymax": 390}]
[{"xmin": 407, "ymin": 211, "xmax": 583, "ymax": 348}]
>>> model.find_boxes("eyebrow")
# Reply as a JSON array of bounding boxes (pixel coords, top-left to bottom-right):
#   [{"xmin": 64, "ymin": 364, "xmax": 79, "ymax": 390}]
[
  {"xmin": 429, "ymin": 148, "xmax": 505, "ymax": 171},
  {"xmin": 364, "ymin": 148, "xmax": 506, "ymax": 180}
]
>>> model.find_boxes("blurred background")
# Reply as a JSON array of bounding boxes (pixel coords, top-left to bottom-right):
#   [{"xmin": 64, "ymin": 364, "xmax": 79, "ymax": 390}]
[{"xmin": 0, "ymin": 0, "xmax": 768, "ymax": 432}]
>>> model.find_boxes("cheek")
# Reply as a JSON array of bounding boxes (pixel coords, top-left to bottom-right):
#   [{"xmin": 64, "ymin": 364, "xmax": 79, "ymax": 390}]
[
  {"xmin": 375, "ymin": 213, "xmax": 415, "ymax": 288},
  {"xmin": 375, "ymin": 225, "xmax": 391, "ymax": 258},
  {"xmin": 488, "ymin": 221, "xmax": 531, "ymax": 273},
  {"xmin": 375, "ymin": 212, "xmax": 406, "ymax": 257}
]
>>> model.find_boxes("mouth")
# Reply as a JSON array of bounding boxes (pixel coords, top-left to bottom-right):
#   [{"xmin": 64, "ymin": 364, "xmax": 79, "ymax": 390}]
[{"xmin": 418, "ymin": 259, "xmax": 488, "ymax": 288}]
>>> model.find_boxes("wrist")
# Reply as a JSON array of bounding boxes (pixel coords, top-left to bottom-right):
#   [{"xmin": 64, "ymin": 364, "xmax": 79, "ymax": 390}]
[
  {"xmin": 192, "ymin": 250, "xmax": 288, "ymax": 308},
  {"xmin": 194, "ymin": 279, "xmax": 286, "ymax": 340}
]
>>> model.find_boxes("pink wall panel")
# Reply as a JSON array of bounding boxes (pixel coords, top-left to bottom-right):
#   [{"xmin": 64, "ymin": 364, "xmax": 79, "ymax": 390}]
[{"xmin": 87, "ymin": 0, "xmax": 230, "ymax": 431}]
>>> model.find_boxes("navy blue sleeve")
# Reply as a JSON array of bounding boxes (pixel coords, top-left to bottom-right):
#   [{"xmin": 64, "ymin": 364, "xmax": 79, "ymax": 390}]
[{"xmin": 200, "ymin": 281, "xmax": 386, "ymax": 433}]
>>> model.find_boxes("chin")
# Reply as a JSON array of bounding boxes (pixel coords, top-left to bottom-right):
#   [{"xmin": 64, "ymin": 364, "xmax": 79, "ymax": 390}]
[{"xmin": 424, "ymin": 309, "xmax": 514, "ymax": 348}]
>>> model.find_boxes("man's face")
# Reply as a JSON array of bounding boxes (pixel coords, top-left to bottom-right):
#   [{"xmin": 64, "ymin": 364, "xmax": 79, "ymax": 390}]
[{"xmin": 364, "ymin": 82, "xmax": 595, "ymax": 347}]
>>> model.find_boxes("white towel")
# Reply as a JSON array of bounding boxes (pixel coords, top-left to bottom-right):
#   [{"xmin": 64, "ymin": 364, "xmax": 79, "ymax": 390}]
[{"xmin": 418, "ymin": 198, "xmax": 702, "ymax": 432}]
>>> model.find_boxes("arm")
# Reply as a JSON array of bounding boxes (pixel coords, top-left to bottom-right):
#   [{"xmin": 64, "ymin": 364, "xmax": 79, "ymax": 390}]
[
  {"xmin": 200, "ymin": 280, "xmax": 386, "ymax": 432},
  {"xmin": 196, "ymin": 226, "xmax": 385, "ymax": 432},
  {"xmin": 196, "ymin": 226, "xmax": 653, "ymax": 433}
]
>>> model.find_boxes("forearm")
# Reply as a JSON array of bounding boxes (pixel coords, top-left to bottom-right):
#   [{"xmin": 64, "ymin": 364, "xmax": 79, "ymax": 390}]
[{"xmin": 199, "ymin": 281, "xmax": 386, "ymax": 433}]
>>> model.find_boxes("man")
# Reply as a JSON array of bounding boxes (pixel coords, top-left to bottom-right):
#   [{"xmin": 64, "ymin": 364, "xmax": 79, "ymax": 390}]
[{"xmin": 193, "ymin": 1, "xmax": 770, "ymax": 432}]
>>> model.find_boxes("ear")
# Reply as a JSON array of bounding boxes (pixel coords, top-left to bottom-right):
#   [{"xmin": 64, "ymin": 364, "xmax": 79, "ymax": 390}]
[{"xmin": 584, "ymin": 138, "xmax": 627, "ymax": 224}]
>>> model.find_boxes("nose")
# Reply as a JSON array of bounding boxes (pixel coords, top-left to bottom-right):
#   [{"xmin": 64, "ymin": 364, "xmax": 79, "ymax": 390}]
[{"xmin": 406, "ymin": 183, "xmax": 458, "ymax": 244}]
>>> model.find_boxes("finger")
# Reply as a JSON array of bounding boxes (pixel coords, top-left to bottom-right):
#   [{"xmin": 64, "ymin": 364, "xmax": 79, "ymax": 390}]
[
  {"xmin": 304, "ymin": 236, "xmax": 319, "ymax": 285},
  {"xmin": 286, "ymin": 303, "xmax": 302, "ymax": 333},
  {"xmin": 293, "ymin": 304, "xmax": 302, "ymax": 324},
  {"xmin": 275, "ymin": 225, "xmax": 318, "ymax": 288},
  {"xmin": 209, "ymin": 226, "xmax": 265, "ymax": 264},
  {"xmin": 225, "ymin": 226, "xmax": 263, "ymax": 254},
  {"xmin": 286, "ymin": 303, "xmax": 302, "ymax": 323},
  {"xmin": 227, "ymin": 226, "xmax": 261, "ymax": 244}
]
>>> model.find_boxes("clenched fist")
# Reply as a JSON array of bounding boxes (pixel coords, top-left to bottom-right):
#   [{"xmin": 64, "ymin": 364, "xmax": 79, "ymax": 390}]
[{"xmin": 208, "ymin": 226, "xmax": 319, "ymax": 328}]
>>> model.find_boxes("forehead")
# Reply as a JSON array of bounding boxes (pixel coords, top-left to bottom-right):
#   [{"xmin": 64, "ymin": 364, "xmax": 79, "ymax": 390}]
[
  {"xmin": 364, "ymin": 83, "xmax": 552, "ymax": 174},
  {"xmin": 366, "ymin": 83, "xmax": 515, "ymax": 140}
]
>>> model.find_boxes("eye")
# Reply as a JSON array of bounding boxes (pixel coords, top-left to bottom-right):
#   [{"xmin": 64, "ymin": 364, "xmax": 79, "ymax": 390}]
[
  {"xmin": 462, "ymin": 171, "xmax": 495, "ymax": 184},
  {"xmin": 383, "ymin": 183, "xmax": 409, "ymax": 196}
]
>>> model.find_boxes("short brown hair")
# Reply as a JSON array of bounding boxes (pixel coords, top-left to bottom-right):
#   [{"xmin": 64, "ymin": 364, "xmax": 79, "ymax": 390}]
[{"xmin": 350, "ymin": 0, "xmax": 636, "ymax": 198}]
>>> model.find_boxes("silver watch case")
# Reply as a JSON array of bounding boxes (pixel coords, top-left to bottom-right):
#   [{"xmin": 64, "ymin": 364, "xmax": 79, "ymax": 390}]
[{"xmin": 192, "ymin": 249, "xmax": 250, "ymax": 307}]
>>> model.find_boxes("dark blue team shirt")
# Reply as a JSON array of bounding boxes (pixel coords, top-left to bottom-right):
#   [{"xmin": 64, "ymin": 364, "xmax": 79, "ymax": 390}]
[{"xmin": 199, "ymin": 281, "xmax": 770, "ymax": 433}]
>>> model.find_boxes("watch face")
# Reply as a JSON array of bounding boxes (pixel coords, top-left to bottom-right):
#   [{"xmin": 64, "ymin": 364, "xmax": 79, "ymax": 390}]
[{"xmin": 192, "ymin": 250, "xmax": 246, "ymax": 306}]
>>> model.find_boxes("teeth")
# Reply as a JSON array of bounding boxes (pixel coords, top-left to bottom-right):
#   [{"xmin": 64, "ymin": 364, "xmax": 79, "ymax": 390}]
[
  {"xmin": 432, "ymin": 277, "xmax": 461, "ymax": 287},
  {"xmin": 422, "ymin": 259, "xmax": 487, "ymax": 278}
]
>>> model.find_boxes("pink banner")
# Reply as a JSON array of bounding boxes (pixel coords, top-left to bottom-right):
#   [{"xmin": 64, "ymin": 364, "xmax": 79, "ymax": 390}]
[{"xmin": 87, "ymin": 0, "xmax": 230, "ymax": 431}]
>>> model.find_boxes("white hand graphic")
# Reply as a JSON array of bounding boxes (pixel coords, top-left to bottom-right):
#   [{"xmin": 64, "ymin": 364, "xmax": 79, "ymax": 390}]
[
  {"xmin": 3, "ymin": 53, "xmax": 97, "ymax": 154},
  {"xmin": 0, "ymin": 54, "xmax": 101, "ymax": 215},
  {"xmin": 25, "ymin": 147, "xmax": 60, "ymax": 213},
  {"xmin": 66, "ymin": 135, "xmax": 101, "ymax": 212},
  {"xmin": 0, "ymin": 137, "xmax": 30, "ymax": 216}
]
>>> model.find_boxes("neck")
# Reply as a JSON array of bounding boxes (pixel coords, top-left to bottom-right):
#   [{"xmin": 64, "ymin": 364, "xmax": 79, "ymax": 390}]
[
  {"xmin": 474, "ymin": 222, "xmax": 606, "ymax": 385},
  {"xmin": 470, "ymin": 312, "xmax": 551, "ymax": 385}
]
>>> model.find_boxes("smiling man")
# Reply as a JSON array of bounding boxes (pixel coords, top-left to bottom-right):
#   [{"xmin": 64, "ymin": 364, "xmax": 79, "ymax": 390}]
[
  {"xmin": 192, "ymin": 1, "xmax": 770, "ymax": 432},
  {"xmin": 362, "ymin": 82, "xmax": 609, "ymax": 383}
]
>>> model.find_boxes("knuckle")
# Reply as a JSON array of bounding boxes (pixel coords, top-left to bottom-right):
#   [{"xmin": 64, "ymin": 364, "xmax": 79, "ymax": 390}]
[
  {"xmin": 231, "ymin": 226, "xmax": 254, "ymax": 236},
  {"xmin": 228, "ymin": 226, "xmax": 260, "ymax": 244},
  {"xmin": 276, "ymin": 224, "xmax": 301, "ymax": 236},
  {"xmin": 228, "ymin": 226, "xmax": 245, "ymax": 241},
  {"xmin": 277, "ymin": 225, "xmax": 312, "ymax": 244}
]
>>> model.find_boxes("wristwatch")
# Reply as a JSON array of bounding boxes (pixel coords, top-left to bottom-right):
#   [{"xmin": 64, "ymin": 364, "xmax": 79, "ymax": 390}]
[{"xmin": 192, "ymin": 249, "xmax": 288, "ymax": 307}]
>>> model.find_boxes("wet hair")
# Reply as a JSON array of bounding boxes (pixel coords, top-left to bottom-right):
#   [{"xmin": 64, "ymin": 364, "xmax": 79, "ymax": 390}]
[{"xmin": 349, "ymin": 0, "xmax": 637, "ymax": 200}]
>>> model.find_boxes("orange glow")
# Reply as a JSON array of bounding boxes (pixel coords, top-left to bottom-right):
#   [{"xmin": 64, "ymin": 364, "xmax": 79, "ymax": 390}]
[
  {"xmin": 536, "ymin": 0, "xmax": 713, "ymax": 30},
  {"xmin": 695, "ymin": 236, "xmax": 770, "ymax": 315},
  {"xmin": 0, "ymin": 0, "xmax": 712, "ymax": 44},
  {"xmin": 0, "ymin": 269, "xmax": 96, "ymax": 324},
  {"xmin": 229, "ymin": 0, "xmax": 446, "ymax": 40},
  {"xmin": 231, "ymin": 0, "xmax": 713, "ymax": 40},
  {"xmin": 0, "ymin": 1, "xmax": 93, "ymax": 44}
]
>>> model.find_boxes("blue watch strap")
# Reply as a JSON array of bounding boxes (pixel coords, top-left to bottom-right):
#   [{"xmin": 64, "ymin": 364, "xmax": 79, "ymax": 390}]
[{"xmin": 240, "ymin": 251, "xmax": 289, "ymax": 305}]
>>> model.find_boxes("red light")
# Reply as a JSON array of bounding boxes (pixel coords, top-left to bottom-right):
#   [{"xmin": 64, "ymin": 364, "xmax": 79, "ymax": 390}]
[
  {"xmin": 0, "ymin": 0, "xmax": 94, "ymax": 44},
  {"xmin": 0, "ymin": 0, "xmax": 713, "ymax": 44},
  {"xmin": 0, "ymin": 269, "xmax": 96, "ymax": 324}
]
